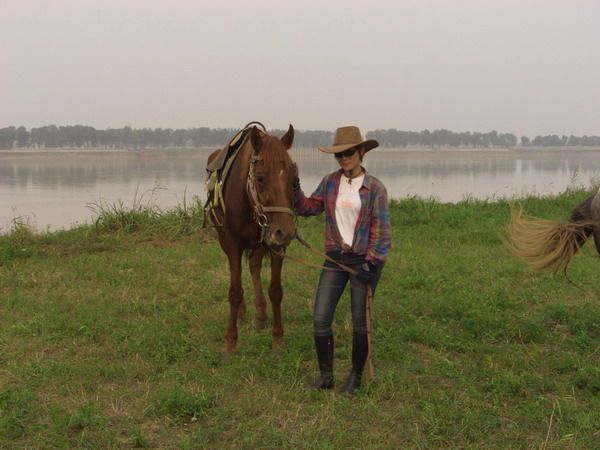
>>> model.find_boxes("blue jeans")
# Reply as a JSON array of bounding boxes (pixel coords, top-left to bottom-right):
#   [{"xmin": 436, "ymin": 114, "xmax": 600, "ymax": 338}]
[{"xmin": 313, "ymin": 251, "xmax": 384, "ymax": 336}]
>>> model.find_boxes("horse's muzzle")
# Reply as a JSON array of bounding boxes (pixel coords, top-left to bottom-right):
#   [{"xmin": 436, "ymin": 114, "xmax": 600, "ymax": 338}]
[{"xmin": 267, "ymin": 224, "xmax": 296, "ymax": 247}]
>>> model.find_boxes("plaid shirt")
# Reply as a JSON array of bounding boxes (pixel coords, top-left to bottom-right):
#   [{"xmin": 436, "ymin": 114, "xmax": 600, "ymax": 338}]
[{"xmin": 295, "ymin": 169, "xmax": 392, "ymax": 264}]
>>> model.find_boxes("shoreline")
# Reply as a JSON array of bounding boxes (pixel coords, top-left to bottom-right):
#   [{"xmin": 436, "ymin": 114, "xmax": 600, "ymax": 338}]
[
  {"xmin": 2, "ymin": 146, "xmax": 600, "ymax": 154},
  {"xmin": 2, "ymin": 187, "xmax": 596, "ymax": 237}
]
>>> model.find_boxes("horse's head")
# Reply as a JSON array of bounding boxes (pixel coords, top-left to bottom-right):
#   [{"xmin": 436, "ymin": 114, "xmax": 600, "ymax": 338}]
[{"xmin": 248, "ymin": 124, "xmax": 296, "ymax": 247}]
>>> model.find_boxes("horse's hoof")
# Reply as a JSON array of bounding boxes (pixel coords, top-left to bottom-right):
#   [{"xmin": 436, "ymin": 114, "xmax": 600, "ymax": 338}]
[
  {"xmin": 271, "ymin": 338, "xmax": 285, "ymax": 350},
  {"xmin": 222, "ymin": 342, "xmax": 237, "ymax": 356},
  {"xmin": 255, "ymin": 318, "xmax": 268, "ymax": 329}
]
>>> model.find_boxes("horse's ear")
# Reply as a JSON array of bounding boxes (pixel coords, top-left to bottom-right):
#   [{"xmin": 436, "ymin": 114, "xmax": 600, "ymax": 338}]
[
  {"xmin": 281, "ymin": 124, "xmax": 294, "ymax": 150},
  {"xmin": 250, "ymin": 126, "xmax": 262, "ymax": 153}
]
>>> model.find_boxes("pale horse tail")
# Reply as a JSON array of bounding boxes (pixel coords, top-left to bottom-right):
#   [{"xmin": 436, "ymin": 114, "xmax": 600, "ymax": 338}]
[{"xmin": 504, "ymin": 191, "xmax": 600, "ymax": 276}]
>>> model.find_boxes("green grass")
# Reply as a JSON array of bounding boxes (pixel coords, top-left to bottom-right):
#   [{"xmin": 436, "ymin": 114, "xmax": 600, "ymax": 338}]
[{"xmin": 1, "ymin": 190, "xmax": 599, "ymax": 448}]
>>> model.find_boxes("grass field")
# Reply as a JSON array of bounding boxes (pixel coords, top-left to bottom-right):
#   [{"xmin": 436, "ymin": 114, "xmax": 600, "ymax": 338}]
[{"xmin": 1, "ymin": 190, "xmax": 599, "ymax": 449}]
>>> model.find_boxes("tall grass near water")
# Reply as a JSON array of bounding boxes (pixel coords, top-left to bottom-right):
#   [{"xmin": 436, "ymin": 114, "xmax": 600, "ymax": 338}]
[
  {"xmin": 1, "ymin": 189, "xmax": 599, "ymax": 448},
  {"xmin": 87, "ymin": 186, "xmax": 205, "ymax": 237}
]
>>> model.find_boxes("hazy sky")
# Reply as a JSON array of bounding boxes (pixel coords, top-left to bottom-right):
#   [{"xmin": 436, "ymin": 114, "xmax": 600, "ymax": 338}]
[{"xmin": 1, "ymin": 0, "xmax": 599, "ymax": 136}]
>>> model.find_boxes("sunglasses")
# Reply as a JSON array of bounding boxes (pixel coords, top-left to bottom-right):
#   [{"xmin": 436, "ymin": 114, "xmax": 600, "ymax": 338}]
[{"xmin": 334, "ymin": 147, "xmax": 358, "ymax": 159}]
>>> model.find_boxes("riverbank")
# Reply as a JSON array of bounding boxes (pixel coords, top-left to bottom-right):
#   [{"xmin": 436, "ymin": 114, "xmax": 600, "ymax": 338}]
[{"xmin": 1, "ymin": 191, "xmax": 598, "ymax": 448}]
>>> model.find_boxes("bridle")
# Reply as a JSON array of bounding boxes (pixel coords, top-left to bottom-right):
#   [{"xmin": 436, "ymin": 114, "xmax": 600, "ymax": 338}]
[{"xmin": 246, "ymin": 153, "xmax": 296, "ymax": 245}]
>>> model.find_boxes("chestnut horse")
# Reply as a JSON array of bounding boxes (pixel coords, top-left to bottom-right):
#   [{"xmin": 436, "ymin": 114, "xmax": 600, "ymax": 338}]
[{"xmin": 206, "ymin": 124, "xmax": 296, "ymax": 353}]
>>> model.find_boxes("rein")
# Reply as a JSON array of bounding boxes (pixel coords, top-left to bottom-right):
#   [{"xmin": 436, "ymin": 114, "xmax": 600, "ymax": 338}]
[{"xmin": 293, "ymin": 233, "xmax": 357, "ymax": 275}]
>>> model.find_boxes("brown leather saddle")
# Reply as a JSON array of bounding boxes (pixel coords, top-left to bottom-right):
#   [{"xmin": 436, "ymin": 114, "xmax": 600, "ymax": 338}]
[
  {"xmin": 207, "ymin": 129, "xmax": 244, "ymax": 172},
  {"xmin": 204, "ymin": 121, "xmax": 267, "ymax": 227}
]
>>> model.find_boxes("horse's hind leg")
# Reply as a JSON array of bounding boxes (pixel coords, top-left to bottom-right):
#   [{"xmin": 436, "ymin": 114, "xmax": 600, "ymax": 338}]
[
  {"xmin": 592, "ymin": 227, "xmax": 600, "ymax": 256},
  {"xmin": 269, "ymin": 252, "xmax": 285, "ymax": 348},
  {"xmin": 249, "ymin": 248, "xmax": 268, "ymax": 329}
]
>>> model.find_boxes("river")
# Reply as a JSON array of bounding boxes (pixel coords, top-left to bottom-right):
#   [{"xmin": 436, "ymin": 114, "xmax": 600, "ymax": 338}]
[{"xmin": 1, "ymin": 147, "xmax": 599, "ymax": 232}]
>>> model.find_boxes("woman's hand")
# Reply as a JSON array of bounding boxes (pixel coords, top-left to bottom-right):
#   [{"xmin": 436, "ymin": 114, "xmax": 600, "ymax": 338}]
[{"xmin": 356, "ymin": 263, "xmax": 373, "ymax": 284}]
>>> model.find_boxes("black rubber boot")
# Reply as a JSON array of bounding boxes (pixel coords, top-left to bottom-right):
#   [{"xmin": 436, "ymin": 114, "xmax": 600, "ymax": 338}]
[
  {"xmin": 310, "ymin": 334, "xmax": 334, "ymax": 390},
  {"xmin": 343, "ymin": 332, "xmax": 368, "ymax": 395}
]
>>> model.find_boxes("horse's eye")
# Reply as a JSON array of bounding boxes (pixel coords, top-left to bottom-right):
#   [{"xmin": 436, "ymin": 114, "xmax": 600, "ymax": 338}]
[{"xmin": 256, "ymin": 174, "xmax": 265, "ymax": 185}]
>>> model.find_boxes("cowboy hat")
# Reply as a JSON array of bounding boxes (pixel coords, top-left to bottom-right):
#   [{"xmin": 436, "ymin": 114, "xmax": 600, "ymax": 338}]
[{"xmin": 318, "ymin": 126, "xmax": 379, "ymax": 154}]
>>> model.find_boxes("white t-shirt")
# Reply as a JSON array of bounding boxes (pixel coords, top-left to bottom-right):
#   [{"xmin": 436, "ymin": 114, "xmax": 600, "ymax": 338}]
[{"xmin": 336, "ymin": 173, "xmax": 365, "ymax": 247}]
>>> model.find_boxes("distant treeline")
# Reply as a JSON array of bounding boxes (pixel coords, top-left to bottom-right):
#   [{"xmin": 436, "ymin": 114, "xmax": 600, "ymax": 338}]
[
  {"xmin": 368, "ymin": 129, "xmax": 600, "ymax": 148},
  {"xmin": 0, "ymin": 125, "xmax": 599, "ymax": 150}
]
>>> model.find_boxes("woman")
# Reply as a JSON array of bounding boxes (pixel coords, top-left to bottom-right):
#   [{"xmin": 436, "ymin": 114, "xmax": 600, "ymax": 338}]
[{"xmin": 294, "ymin": 125, "xmax": 392, "ymax": 394}]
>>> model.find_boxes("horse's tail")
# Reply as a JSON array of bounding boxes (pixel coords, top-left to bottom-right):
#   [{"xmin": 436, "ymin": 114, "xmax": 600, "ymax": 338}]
[{"xmin": 504, "ymin": 204, "xmax": 594, "ymax": 275}]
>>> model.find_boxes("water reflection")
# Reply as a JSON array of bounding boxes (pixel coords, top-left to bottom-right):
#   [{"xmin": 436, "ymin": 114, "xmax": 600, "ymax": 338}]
[{"xmin": 1, "ymin": 148, "xmax": 600, "ymax": 232}]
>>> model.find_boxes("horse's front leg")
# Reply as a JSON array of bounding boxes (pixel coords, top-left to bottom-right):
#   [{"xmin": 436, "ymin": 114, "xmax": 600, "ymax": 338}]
[
  {"xmin": 269, "ymin": 251, "xmax": 285, "ymax": 348},
  {"xmin": 249, "ymin": 248, "xmax": 268, "ymax": 329},
  {"xmin": 225, "ymin": 247, "xmax": 244, "ymax": 354}
]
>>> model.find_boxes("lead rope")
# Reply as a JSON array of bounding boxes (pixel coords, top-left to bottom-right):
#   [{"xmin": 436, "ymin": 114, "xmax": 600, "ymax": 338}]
[{"xmin": 293, "ymin": 233, "xmax": 375, "ymax": 383}]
